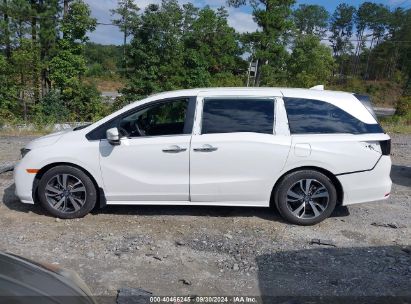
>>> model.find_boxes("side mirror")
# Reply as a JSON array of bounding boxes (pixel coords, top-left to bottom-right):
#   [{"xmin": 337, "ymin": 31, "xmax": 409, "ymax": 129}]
[{"xmin": 106, "ymin": 127, "xmax": 120, "ymax": 145}]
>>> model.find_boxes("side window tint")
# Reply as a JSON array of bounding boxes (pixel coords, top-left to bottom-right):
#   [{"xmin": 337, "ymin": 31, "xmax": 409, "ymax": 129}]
[
  {"xmin": 119, "ymin": 99, "xmax": 188, "ymax": 137},
  {"xmin": 284, "ymin": 98, "xmax": 383, "ymax": 134},
  {"xmin": 202, "ymin": 98, "xmax": 274, "ymax": 134}
]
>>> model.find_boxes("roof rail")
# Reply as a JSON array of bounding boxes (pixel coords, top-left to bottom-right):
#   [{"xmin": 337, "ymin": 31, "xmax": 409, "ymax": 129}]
[{"xmin": 310, "ymin": 85, "xmax": 324, "ymax": 90}]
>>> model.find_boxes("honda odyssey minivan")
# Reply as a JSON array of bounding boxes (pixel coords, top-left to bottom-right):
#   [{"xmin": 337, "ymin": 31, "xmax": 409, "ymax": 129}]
[{"xmin": 14, "ymin": 87, "xmax": 392, "ymax": 225}]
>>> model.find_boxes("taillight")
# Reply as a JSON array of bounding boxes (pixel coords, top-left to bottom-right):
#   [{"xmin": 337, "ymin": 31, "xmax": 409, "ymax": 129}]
[{"xmin": 379, "ymin": 139, "xmax": 391, "ymax": 155}]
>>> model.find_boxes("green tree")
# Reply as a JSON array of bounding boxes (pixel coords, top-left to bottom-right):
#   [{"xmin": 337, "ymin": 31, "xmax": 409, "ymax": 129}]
[
  {"xmin": 395, "ymin": 9, "xmax": 411, "ymax": 95},
  {"xmin": 84, "ymin": 42, "xmax": 122, "ymax": 77},
  {"xmin": 35, "ymin": 89, "xmax": 69, "ymax": 124},
  {"xmin": 0, "ymin": 0, "xmax": 12, "ymax": 59},
  {"xmin": 11, "ymin": 39, "xmax": 36, "ymax": 122},
  {"xmin": 184, "ymin": 6, "xmax": 245, "ymax": 87},
  {"xmin": 352, "ymin": 2, "xmax": 375, "ymax": 75},
  {"xmin": 228, "ymin": 0, "xmax": 295, "ymax": 86},
  {"xmin": 61, "ymin": 0, "xmax": 96, "ymax": 43},
  {"xmin": 38, "ymin": 0, "xmax": 59, "ymax": 96},
  {"xmin": 363, "ymin": 4, "xmax": 390, "ymax": 79},
  {"xmin": 111, "ymin": 0, "xmax": 140, "ymax": 75},
  {"xmin": 293, "ymin": 4, "xmax": 329, "ymax": 37},
  {"xmin": 329, "ymin": 3, "xmax": 356, "ymax": 79},
  {"xmin": 384, "ymin": 8, "xmax": 406, "ymax": 79},
  {"xmin": 50, "ymin": 0, "xmax": 96, "ymax": 91},
  {"xmin": 288, "ymin": 35, "xmax": 335, "ymax": 87},
  {"xmin": 61, "ymin": 82, "xmax": 108, "ymax": 121},
  {"xmin": 0, "ymin": 0, "xmax": 104, "ymax": 124},
  {"xmin": 48, "ymin": 0, "xmax": 102, "ymax": 123},
  {"xmin": 124, "ymin": 0, "xmax": 185, "ymax": 98},
  {"xmin": 49, "ymin": 40, "xmax": 87, "ymax": 90},
  {"xmin": 0, "ymin": 53, "xmax": 18, "ymax": 123},
  {"xmin": 124, "ymin": 1, "xmax": 244, "ymax": 99}
]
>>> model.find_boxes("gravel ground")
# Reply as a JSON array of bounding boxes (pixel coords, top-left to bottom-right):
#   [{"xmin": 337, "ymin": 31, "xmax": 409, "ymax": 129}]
[{"xmin": 0, "ymin": 134, "xmax": 410, "ymax": 300}]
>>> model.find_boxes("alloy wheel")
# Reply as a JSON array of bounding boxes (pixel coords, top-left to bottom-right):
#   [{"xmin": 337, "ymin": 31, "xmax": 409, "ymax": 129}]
[
  {"xmin": 286, "ymin": 179, "xmax": 329, "ymax": 219},
  {"xmin": 45, "ymin": 174, "xmax": 87, "ymax": 213}
]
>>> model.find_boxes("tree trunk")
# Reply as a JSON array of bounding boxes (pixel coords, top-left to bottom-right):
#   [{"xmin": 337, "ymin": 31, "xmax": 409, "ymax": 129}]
[
  {"xmin": 31, "ymin": 0, "xmax": 40, "ymax": 104},
  {"xmin": 404, "ymin": 73, "xmax": 411, "ymax": 96},
  {"xmin": 3, "ymin": 0, "xmax": 11, "ymax": 59},
  {"xmin": 123, "ymin": 0, "xmax": 128, "ymax": 76},
  {"xmin": 352, "ymin": 30, "xmax": 364, "ymax": 76},
  {"xmin": 39, "ymin": 0, "xmax": 54, "ymax": 96},
  {"xmin": 123, "ymin": 22, "xmax": 127, "ymax": 76},
  {"xmin": 63, "ymin": 0, "xmax": 69, "ymax": 16},
  {"xmin": 388, "ymin": 42, "xmax": 399, "ymax": 79},
  {"xmin": 364, "ymin": 37, "xmax": 374, "ymax": 80},
  {"xmin": 21, "ymin": 72, "xmax": 27, "ymax": 123},
  {"xmin": 63, "ymin": 0, "xmax": 69, "ymax": 39}
]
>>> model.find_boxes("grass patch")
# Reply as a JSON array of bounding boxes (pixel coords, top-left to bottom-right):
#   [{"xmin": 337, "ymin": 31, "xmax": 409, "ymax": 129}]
[
  {"xmin": 0, "ymin": 124, "xmax": 53, "ymax": 137},
  {"xmin": 329, "ymin": 79, "xmax": 403, "ymax": 107},
  {"xmin": 0, "ymin": 129, "xmax": 49, "ymax": 137},
  {"xmin": 84, "ymin": 76, "xmax": 125, "ymax": 92},
  {"xmin": 380, "ymin": 116, "xmax": 411, "ymax": 134},
  {"xmin": 379, "ymin": 95, "xmax": 411, "ymax": 134}
]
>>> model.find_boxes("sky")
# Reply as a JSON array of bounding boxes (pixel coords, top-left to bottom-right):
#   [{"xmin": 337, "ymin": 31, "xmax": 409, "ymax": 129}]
[{"xmin": 86, "ymin": 0, "xmax": 411, "ymax": 45}]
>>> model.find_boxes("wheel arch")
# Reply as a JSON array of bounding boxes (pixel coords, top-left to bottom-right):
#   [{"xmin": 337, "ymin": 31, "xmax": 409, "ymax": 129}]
[
  {"xmin": 271, "ymin": 166, "xmax": 344, "ymax": 207},
  {"xmin": 32, "ymin": 162, "xmax": 106, "ymax": 208}
]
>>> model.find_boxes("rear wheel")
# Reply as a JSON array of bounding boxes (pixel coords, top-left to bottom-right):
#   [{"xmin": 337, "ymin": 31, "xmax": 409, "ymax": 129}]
[
  {"xmin": 38, "ymin": 165, "xmax": 97, "ymax": 219},
  {"xmin": 275, "ymin": 170, "xmax": 337, "ymax": 225}
]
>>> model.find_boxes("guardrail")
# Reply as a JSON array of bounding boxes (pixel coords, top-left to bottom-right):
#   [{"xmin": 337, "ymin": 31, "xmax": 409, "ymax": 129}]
[
  {"xmin": 0, "ymin": 122, "xmax": 92, "ymax": 132},
  {"xmin": 374, "ymin": 107, "xmax": 396, "ymax": 117}
]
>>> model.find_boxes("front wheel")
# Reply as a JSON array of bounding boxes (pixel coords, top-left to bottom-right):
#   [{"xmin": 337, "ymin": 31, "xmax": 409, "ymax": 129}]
[
  {"xmin": 275, "ymin": 170, "xmax": 337, "ymax": 225},
  {"xmin": 38, "ymin": 165, "xmax": 97, "ymax": 219}
]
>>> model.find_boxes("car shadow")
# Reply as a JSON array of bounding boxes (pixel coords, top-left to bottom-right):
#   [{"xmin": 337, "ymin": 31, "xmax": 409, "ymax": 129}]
[
  {"xmin": 2, "ymin": 183, "xmax": 349, "ymax": 221},
  {"xmin": 2, "ymin": 183, "xmax": 46, "ymax": 216},
  {"xmin": 391, "ymin": 164, "xmax": 411, "ymax": 188},
  {"xmin": 256, "ymin": 245, "xmax": 411, "ymax": 301},
  {"xmin": 92, "ymin": 200, "xmax": 349, "ymax": 221}
]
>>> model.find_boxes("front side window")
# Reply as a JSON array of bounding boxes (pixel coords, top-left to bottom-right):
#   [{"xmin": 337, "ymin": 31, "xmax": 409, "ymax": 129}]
[
  {"xmin": 202, "ymin": 98, "xmax": 275, "ymax": 134},
  {"xmin": 119, "ymin": 98, "xmax": 188, "ymax": 137}
]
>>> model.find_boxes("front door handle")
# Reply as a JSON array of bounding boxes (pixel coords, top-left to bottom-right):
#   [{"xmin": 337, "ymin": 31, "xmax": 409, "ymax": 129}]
[
  {"xmin": 193, "ymin": 144, "xmax": 218, "ymax": 152},
  {"xmin": 162, "ymin": 145, "xmax": 187, "ymax": 153}
]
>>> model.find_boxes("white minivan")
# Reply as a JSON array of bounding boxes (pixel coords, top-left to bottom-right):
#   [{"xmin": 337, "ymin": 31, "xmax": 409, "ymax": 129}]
[{"xmin": 14, "ymin": 88, "xmax": 392, "ymax": 225}]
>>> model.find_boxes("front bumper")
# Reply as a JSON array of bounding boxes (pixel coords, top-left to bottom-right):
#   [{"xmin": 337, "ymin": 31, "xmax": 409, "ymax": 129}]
[
  {"xmin": 337, "ymin": 155, "xmax": 392, "ymax": 206},
  {"xmin": 13, "ymin": 160, "xmax": 36, "ymax": 204}
]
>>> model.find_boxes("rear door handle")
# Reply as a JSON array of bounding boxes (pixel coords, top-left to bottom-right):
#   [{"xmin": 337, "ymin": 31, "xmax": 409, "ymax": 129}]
[
  {"xmin": 193, "ymin": 144, "xmax": 218, "ymax": 152},
  {"xmin": 162, "ymin": 145, "xmax": 187, "ymax": 153}
]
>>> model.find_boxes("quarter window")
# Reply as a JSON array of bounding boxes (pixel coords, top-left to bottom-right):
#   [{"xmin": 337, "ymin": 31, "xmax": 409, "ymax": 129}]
[
  {"xmin": 202, "ymin": 98, "xmax": 274, "ymax": 134},
  {"xmin": 284, "ymin": 98, "xmax": 383, "ymax": 134}
]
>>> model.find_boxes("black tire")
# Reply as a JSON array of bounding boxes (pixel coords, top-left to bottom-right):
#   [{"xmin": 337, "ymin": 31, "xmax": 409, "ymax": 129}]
[
  {"xmin": 38, "ymin": 165, "xmax": 97, "ymax": 219},
  {"xmin": 275, "ymin": 170, "xmax": 337, "ymax": 225}
]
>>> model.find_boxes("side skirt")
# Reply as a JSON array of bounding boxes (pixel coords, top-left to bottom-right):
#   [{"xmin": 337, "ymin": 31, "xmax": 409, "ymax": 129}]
[{"xmin": 106, "ymin": 200, "xmax": 269, "ymax": 207}]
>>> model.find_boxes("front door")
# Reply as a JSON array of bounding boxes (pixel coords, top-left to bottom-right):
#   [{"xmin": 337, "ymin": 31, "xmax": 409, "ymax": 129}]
[{"xmin": 99, "ymin": 97, "xmax": 195, "ymax": 202}]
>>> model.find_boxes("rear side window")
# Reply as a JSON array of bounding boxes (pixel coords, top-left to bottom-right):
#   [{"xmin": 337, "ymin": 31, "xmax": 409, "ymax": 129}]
[
  {"xmin": 202, "ymin": 98, "xmax": 274, "ymax": 134},
  {"xmin": 284, "ymin": 98, "xmax": 383, "ymax": 134}
]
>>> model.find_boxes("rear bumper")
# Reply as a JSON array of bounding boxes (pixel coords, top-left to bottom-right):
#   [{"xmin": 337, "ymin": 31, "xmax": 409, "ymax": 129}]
[{"xmin": 337, "ymin": 155, "xmax": 392, "ymax": 206}]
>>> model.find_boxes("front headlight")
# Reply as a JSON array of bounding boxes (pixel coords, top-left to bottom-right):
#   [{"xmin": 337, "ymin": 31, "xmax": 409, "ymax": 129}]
[{"xmin": 20, "ymin": 148, "xmax": 31, "ymax": 158}]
